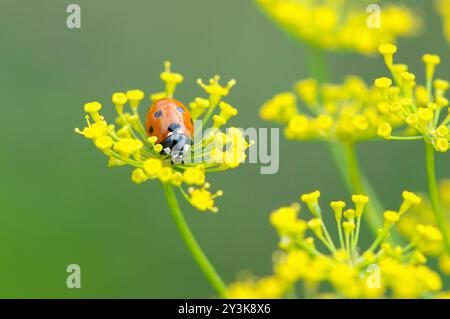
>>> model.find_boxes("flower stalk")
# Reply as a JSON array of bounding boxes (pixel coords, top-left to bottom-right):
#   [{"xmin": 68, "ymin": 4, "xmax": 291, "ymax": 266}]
[
  {"xmin": 344, "ymin": 143, "xmax": 384, "ymax": 235},
  {"xmin": 162, "ymin": 182, "xmax": 229, "ymax": 298},
  {"xmin": 306, "ymin": 44, "xmax": 387, "ymax": 238},
  {"xmin": 425, "ymin": 142, "xmax": 450, "ymax": 254}
]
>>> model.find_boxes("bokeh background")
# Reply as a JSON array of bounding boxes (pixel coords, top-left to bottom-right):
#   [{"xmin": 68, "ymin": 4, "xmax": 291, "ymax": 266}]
[{"xmin": 0, "ymin": 0, "xmax": 449, "ymax": 298}]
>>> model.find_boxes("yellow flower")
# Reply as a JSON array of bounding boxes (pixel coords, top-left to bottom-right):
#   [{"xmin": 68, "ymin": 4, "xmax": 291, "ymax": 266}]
[
  {"xmin": 270, "ymin": 203, "xmax": 306, "ymax": 238},
  {"xmin": 95, "ymin": 135, "xmax": 114, "ymax": 153},
  {"xmin": 399, "ymin": 191, "xmax": 422, "ymax": 215},
  {"xmin": 259, "ymin": 92, "xmax": 297, "ymax": 123},
  {"xmin": 182, "ymin": 167, "xmax": 205, "ymax": 185},
  {"xmin": 143, "ymin": 158, "xmax": 163, "ymax": 177},
  {"xmin": 262, "ymin": 76, "xmax": 403, "ymax": 143},
  {"xmin": 384, "ymin": 210, "xmax": 400, "ymax": 227},
  {"xmin": 377, "ymin": 122, "xmax": 392, "ymax": 139},
  {"xmin": 113, "ymin": 138, "xmax": 143, "ymax": 160},
  {"xmin": 342, "ymin": 221, "xmax": 355, "ymax": 235},
  {"xmin": 126, "ymin": 89, "xmax": 144, "ymax": 110},
  {"xmin": 398, "ymin": 181, "xmax": 450, "ymax": 257},
  {"xmin": 160, "ymin": 61, "xmax": 183, "ymax": 98},
  {"xmin": 83, "ymin": 101, "xmax": 102, "ymax": 122},
  {"xmin": 131, "ymin": 168, "xmax": 148, "ymax": 184},
  {"xmin": 157, "ymin": 167, "xmax": 173, "ymax": 183},
  {"xmin": 76, "ymin": 62, "xmax": 249, "ymax": 213},
  {"xmin": 436, "ymin": 138, "xmax": 449, "ymax": 153},
  {"xmin": 219, "ymin": 101, "xmax": 238, "ymax": 121},
  {"xmin": 112, "ymin": 92, "xmax": 127, "ymax": 114},
  {"xmin": 417, "ymin": 224, "xmax": 443, "ymax": 243},
  {"xmin": 228, "ymin": 190, "xmax": 443, "ymax": 299},
  {"xmin": 300, "ymin": 190, "xmax": 321, "ymax": 216},
  {"xmin": 375, "ymin": 77, "xmax": 392, "ymax": 90},
  {"xmin": 375, "ymin": 44, "xmax": 450, "ymax": 152},
  {"xmin": 188, "ymin": 183, "xmax": 223, "ymax": 213},
  {"xmin": 379, "ymin": 44, "xmax": 398, "ymax": 66},
  {"xmin": 256, "ymin": 0, "xmax": 419, "ymax": 54},
  {"xmin": 352, "ymin": 195, "xmax": 368, "ymax": 217},
  {"xmin": 330, "ymin": 201, "xmax": 345, "ymax": 223}
]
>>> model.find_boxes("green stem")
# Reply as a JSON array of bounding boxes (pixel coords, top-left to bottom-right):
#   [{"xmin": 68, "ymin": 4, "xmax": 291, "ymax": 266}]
[
  {"xmin": 305, "ymin": 44, "xmax": 329, "ymax": 83},
  {"xmin": 425, "ymin": 142, "xmax": 450, "ymax": 254},
  {"xmin": 344, "ymin": 143, "xmax": 385, "ymax": 237},
  {"xmin": 337, "ymin": 221, "xmax": 345, "ymax": 249},
  {"xmin": 305, "ymin": 44, "xmax": 392, "ymax": 242},
  {"xmin": 353, "ymin": 216, "xmax": 362, "ymax": 251},
  {"xmin": 162, "ymin": 182, "xmax": 229, "ymax": 298}
]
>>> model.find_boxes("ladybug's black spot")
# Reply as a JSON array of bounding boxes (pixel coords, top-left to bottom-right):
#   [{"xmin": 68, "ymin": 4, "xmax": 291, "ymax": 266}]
[
  {"xmin": 168, "ymin": 123, "xmax": 181, "ymax": 132},
  {"xmin": 149, "ymin": 126, "xmax": 154, "ymax": 134},
  {"xmin": 154, "ymin": 110, "xmax": 162, "ymax": 118},
  {"xmin": 177, "ymin": 106, "xmax": 185, "ymax": 113},
  {"xmin": 190, "ymin": 118, "xmax": 193, "ymax": 124}
]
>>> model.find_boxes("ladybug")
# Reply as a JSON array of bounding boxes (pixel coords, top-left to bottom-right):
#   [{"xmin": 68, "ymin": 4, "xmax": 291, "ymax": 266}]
[{"xmin": 146, "ymin": 98, "xmax": 194, "ymax": 164}]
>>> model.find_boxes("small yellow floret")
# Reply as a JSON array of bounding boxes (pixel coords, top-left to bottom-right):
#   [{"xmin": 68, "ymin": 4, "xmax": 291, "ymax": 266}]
[
  {"xmin": 384, "ymin": 210, "xmax": 400, "ymax": 224},
  {"xmin": 158, "ymin": 167, "xmax": 173, "ymax": 183},
  {"xmin": 126, "ymin": 89, "xmax": 144, "ymax": 110},
  {"xmin": 131, "ymin": 168, "xmax": 148, "ymax": 184},
  {"xmin": 188, "ymin": 184, "xmax": 222, "ymax": 213},
  {"xmin": 416, "ymin": 224, "xmax": 443, "ymax": 243},
  {"xmin": 417, "ymin": 107, "xmax": 433, "ymax": 122},
  {"xmin": 84, "ymin": 101, "xmax": 102, "ymax": 113},
  {"xmin": 436, "ymin": 138, "xmax": 449, "ymax": 152},
  {"xmin": 379, "ymin": 44, "xmax": 397, "ymax": 65},
  {"xmin": 183, "ymin": 167, "xmax": 205, "ymax": 185},
  {"xmin": 342, "ymin": 221, "xmax": 355, "ymax": 235},
  {"xmin": 112, "ymin": 92, "xmax": 127, "ymax": 106},
  {"xmin": 143, "ymin": 158, "xmax": 163, "ymax": 177},
  {"xmin": 377, "ymin": 122, "xmax": 392, "ymax": 139},
  {"xmin": 95, "ymin": 135, "xmax": 114, "ymax": 152},
  {"xmin": 375, "ymin": 77, "xmax": 393, "ymax": 89},
  {"xmin": 330, "ymin": 201, "xmax": 345, "ymax": 222}
]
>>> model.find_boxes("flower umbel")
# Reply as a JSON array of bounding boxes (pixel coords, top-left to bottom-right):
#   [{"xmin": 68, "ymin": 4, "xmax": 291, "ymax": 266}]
[
  {"xmin": 228, "ymin": 191, "xmax": 445, "ymax": 298},
  {"xmin": 256, "ymin": 0, "xmax": 419, "ymax": 54},
  {"xmin": 260, "ymin": 76, "xmax": 402, "ymax": 143},
  {"xmin": 398, "ymin": 180, "xmax": 450, "ymax": 273},
  {"xmin": 75, "ymin": 62, "xmax": 249, "ymax": 298},
  {"xmin": 76, "ymin": 62, "xmax": 249, "ymax": 213},
  {"xmin": 375, "ymin": 44, "xmax": 450, "ymax": 152}
]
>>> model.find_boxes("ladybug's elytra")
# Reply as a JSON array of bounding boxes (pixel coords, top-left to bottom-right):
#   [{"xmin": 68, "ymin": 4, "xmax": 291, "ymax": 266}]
[{"xmin": 146, "ymin": 98, "xmax": 194, "ymax": 163}]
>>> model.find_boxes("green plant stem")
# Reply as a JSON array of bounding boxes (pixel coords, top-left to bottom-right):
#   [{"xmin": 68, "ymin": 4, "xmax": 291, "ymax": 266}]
[
  {"xmin": 162, "ymin": 182, "xmax": 229, "ymax": 298},
  {"xmin": 344, "ymin": 143, "xmax": 385, "ymax": 236},
  {"xmin": 425, "ymin": 142, "xmax": 450, "ymax": 254},
  {"xmin": 305, "ymin": 44, "xmax": 388, "ymax": 240},
  {"xmin": 305, "ymin": 44, "xmax": 329, "ymax": 83}
]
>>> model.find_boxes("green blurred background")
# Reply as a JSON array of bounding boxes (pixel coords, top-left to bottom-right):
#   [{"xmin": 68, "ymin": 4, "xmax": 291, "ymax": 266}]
[{"xmin": 0, "ymin": 0, "xmax": 449, "ymax": 298}]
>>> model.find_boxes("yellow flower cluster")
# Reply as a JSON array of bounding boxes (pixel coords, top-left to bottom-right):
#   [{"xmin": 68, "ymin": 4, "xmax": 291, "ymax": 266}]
[
  {"xmin": 375, "ymin": 44, "xmax": 450, "ymax": 152},
  {"xmin": 398, "ymin": 180, "xmax": 450, "ymax": 274},
  {"xmin": 436, "ymin": 0, "xmax": 450, "ymax": 42},
  {"xmin": 260, "ymin": 77, "xmax": 402, "ymax": 142},
  {"xmin": 228, "ymin": 191, "xmax": 446, "ymax": 298},
  {"xmin": 256, "ymin": 0, "xmax": 419, "ymax": 54},
  {"xmin": 76, "ymin": 62, "xmax": 251, "ymax": 213}
]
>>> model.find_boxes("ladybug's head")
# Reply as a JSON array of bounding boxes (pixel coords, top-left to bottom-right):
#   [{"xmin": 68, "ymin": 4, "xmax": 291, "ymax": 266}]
[{"xmin": 160, "ymin": 132, "xmax": 192, "ymax": 163}]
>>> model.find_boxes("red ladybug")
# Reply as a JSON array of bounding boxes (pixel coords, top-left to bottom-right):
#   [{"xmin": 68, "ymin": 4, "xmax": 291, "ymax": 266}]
[{"xmin": 146, "ymin": 98, "xmax": 194, "ymax": 163}]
